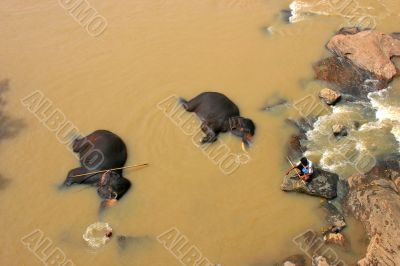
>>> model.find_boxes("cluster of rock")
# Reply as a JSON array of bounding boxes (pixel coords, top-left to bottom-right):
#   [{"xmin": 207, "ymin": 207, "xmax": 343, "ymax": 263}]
[
  {"xmin": 345, "ymin": 154, "xmax": 400, "ymax": 265},
  {"xmin": 278, "ymin": 28, "xmax": 400, "ymax": 265}
]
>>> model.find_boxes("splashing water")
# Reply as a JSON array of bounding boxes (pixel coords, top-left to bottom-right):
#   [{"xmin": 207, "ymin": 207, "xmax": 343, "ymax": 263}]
[
  {"xmin": 288, "ymin": 0, "xmax": 391, "ymax": 25},
  {"xmin": 305, "ymin": 93, "xmax": 399, "ymax": 177},
  {"xmin": 368, "ymin": 88, "xmax": 400, "ymax": 152}
]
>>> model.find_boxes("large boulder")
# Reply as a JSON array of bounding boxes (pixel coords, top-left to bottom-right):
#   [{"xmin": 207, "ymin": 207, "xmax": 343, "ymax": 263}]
[
  {"xmin": 326, "ymin": 30, "xmax": 400, "ymax": 80},
  {"xmin": 313, "ymin": 56, "xmax": 388, "ymax": 99},
  {"xmin": 281, "ymin": 169, "xmax": 339, "ymax": 199},
  {"xmin": 344, "ymin": 154, "xmax": 400, "ymax": 265}
]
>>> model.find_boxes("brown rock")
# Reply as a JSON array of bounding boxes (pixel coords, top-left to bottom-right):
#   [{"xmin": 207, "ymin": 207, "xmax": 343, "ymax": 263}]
[
  {"xmin": 312, "ymin": 256, "xmax": 330, "ymax": 266},
  {"xmin": 345, "ymin": 155, "xmax": 400, "ymax": 265},
  {"xmin": 313, "ymin": 56, "xmax": 388, "ymax": 99},
  {"xmin": 319, "ymin": 88, "xmax": 341, "ymax": 105},
  {"xmin": 327, "ymin": 30, "xmax": 400, "ymax": 80},
  {"xmin": 323, "ymin": 233, "xmax": 345, "ymax": 246},
  {"xmin": 332, "ymin": 124, "xmax": 347, "ymax": 137}
]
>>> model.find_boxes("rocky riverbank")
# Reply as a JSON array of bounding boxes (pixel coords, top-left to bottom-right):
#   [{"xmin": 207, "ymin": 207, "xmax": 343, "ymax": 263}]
[{"xmin": 279, "ymin": 28, "xmax": 400, "ymax": 265}]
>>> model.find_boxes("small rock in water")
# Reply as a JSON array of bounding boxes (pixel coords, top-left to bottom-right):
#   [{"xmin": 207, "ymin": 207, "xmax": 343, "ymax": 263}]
[
  {"xmin": 319, "ymin": 88, "xmax": 341, "ymax": 105},
  {"xmin": 323, "ymin": 232, "xmax": 345, "ymax": 246},
  {"xmin": 263, "ymin": 96, "xmax": 288, "ymax": 111},
  {"xmin": 332, "ymin": 124, "xmax": 347, "ymax": 137},
  {"xmin": 281, "ymin": 254, "xmax": 306, "ymax": 266},
  {"xmin": 280, "ymin": 9, "xmax": 292, "ymax": 23},
  {"xmin": 312, "ymin": 256, "xmax": 330, "ymax": 266}
]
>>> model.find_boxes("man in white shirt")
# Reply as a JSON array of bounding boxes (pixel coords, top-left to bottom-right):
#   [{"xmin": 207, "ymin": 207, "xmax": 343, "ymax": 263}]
[{"xmin": 286, "ymin": 157, "xmax": 314, "ymax": 182}]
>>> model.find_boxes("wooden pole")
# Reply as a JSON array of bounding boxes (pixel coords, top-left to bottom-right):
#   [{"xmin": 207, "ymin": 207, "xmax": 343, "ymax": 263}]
[
  {"xmin": 286, "ymin": 157, "xmax": 304, "ymax": 181},
  {"xmin": 70, "ymin": 163, "xmax": 149, "ymax": 178}
]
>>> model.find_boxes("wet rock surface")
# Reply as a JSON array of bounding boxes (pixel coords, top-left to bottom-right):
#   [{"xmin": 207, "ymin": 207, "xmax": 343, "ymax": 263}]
[
  {"xmin": 285, "ymin": 118, "xmax": 313, "ymax": 160},
  {"xmin": 321, "ymin": 201, "xmax": 346, "ymax": 232},
  {"xmin": 263, "ymin": 96, "xmax": 288, "ymax": 112},
  {"xmin": 281, "ymin": 168, "xmax": 339, "ymax": 199},
  {"xmin": 313, "ymin": 56, "xmax": 388, "ymax": 99},
  {"xmin": 332, "ymin": 124, "xmax": 347, "ymax": 138},
  {"xmin": 345, "ymin": 154, "xmax": 400, "ymax": 265}
]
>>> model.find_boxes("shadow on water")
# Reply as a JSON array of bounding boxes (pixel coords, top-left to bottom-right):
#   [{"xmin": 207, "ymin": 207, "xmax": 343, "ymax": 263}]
[{"xmin": 0, "ymin": 79, "xmax": 26, "ymax": 190}]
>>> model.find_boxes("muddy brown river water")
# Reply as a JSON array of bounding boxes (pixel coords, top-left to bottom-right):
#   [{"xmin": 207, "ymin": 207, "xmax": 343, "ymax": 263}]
[{"xmin": 1, "ymin": 0, "xmax": 400, "ymax": 265}]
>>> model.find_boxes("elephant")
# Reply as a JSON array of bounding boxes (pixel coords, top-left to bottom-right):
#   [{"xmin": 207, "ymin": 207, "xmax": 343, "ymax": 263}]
[
  {"xmin": 180, "ymin": 92, "xmax": 256, "ymax": 146},
  {"xmin": 62, "ymin": 130, "xmax": 131, "ymax": 207}
]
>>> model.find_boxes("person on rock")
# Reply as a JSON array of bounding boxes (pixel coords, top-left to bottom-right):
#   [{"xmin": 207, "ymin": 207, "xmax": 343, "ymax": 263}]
[{"xmin": 286, "ymin": 157, "xmax": 314, "ymax": 182}]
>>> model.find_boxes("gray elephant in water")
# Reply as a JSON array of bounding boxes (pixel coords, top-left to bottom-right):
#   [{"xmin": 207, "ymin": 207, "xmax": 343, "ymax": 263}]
[
  {"xmin": 180, "ymin": 92, "xmax": 256, "ymax": 146},
  {"xmin": 62, "ymin": 130, "xmax": 131, "ymax": 207}
]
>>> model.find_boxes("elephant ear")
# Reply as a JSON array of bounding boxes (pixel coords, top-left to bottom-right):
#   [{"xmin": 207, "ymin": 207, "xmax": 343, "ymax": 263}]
[{"xmin": 228, "ymin": 117, "xmax": 240, "ymax": 130}]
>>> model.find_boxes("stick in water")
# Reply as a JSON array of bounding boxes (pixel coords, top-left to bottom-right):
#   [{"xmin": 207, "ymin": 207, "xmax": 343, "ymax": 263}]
[{"xmin": 71, "ymin": 163, "xmax": 149, "ymax": 178}]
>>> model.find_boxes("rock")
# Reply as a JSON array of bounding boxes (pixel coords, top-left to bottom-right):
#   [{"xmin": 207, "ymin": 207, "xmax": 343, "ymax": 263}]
[
  {"xmin": 327, "ymin": 30, "xmax": 400, "ymax": 80},
  {"xmin": 337, "ymin": 27, "xmax": 362, "ymax": 35},
  {"xmin": 264, "ymin": 96, "xmax": 288, "ymax": 111},
  {"xmin": 319, "ymin": 88, "xmax": 341, "ymax": 105},
  {"xmin": 312, "ymin": 256, "xmax": 330, "ymax": 266},
  {"xmin": 332, "ymin": 124, "xmax": 347, "ymax": 137},
  {"xmin": 322, "ymin": 201, "xmax": 346, "ymax": 232},
  {"xmin": 391, "ymin": 32, "xmax": 400, "ymax": 40},
  {"xmin": 281, "ymin": 168, "xmax": 339, "ymax": 199},
  {"xmin": 344, "ymin": 155, "xmax": 400, "ymax": 265},
  {"xmin": 323, "ymin": 233, "xmax": 345, "ymax": 246},
  {"xmin": 0, "ymin": 175, "xmax": 11, "ymax": 190},
  {"xmin": 285, "ymin": 118, "xmax": 314, "ymax": 160},
  {"xmin": 281, "ymin": 254, "xmax": 306, "ymax": 266},
  {"xmin": 286, "ymin": 134, "xmax": 304, "ymax": 160},
  {"xmin": 280, "ymin": 9, "xmax": 292, "ymax": 23},
  {"xmin": 117, "ymin": 235, "xmax": 151, "ymax": 250},
  {"xmin": 314, "ymin": 56, "xmax": 388, "ymax": 99}
]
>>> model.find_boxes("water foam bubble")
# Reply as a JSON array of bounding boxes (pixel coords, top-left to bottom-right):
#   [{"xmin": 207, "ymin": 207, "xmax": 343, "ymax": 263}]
[{"xmin": 368, "ymin": 89, "xmax": 400, "ymax": 151}]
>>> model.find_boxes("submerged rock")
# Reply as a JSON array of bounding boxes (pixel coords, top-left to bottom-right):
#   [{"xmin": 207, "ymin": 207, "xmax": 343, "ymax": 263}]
[
  {"xmin": 327, "ymin": 30, "xmax": 400, "ymax": 80},
  {"xmin": 319, "ymin": 88, "xmax": 341, "ymax": 105},
  {"xmin": 285, "ymin": 118, "xmax": 313, "ymax": 160},
  {"xmin": 332, "ymin": 124, "xmax": 347, "ymax": 138},
  {"xmin": 345, "ymin": 154, "xmax": 400, "ymax": 265},
  {"xmin": 263, "ymin": 96, "xmax": 288, "ymax": 111},
  {"xmin": 0, "ymin": 175, "xmax": 11, "ymax": 190},
  {"xmin": 322, "ymin": 201, "xmax": 346, "ymax": 232},
  {"xmin": 281, "ymin": 168, "xmax": 339, "ymax": 199}
]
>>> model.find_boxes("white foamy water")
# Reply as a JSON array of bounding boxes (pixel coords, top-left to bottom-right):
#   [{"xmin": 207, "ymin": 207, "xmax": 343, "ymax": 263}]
[
  {"xmin": 305, "ymin": 99, "xmax": 397, "ymax": 177},
  {"xmin": 288, "ymin": 0, "xmax": 392, "ymax": 25},
  {"xmin": 289, "ymin": 0, "xmax": 331, "ymax": 23},
  {"xmin": 368, "ymin": 89, "xmax": 400, "ymax": 151}
]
